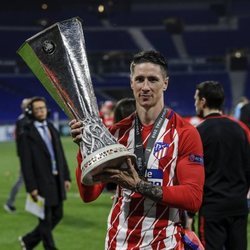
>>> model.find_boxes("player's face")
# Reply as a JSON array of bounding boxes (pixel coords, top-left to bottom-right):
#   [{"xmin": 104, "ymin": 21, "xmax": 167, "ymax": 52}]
[
  {"xmin": 32, "ymin": 100, "xmax": 48, "ymax": 122},
  {"xmin": 130, "ymin": 63, "xmax": 168, "ymax": 109},
  {"xmin": 194, "ymin": 90, "xmax": 204, "ymax": 118}
]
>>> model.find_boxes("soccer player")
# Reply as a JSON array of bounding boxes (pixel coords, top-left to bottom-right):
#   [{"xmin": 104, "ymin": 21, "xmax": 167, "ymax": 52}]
[{"xmin": 70, "ymin": 51, "xmax": 205, "ymax": 249}]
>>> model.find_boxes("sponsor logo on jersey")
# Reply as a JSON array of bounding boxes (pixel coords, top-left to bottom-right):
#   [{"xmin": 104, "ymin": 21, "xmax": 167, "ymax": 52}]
[
  {"xmin": 153, "ymin": 142, "xmax": 169, "ymax": 159},
  {"xmin": 189, "ymin": 154, "xmax": 204, "ymax": 165},
  {"xmin": 146, "ymin": 169, "xmax": 163, "ymax": 186}
]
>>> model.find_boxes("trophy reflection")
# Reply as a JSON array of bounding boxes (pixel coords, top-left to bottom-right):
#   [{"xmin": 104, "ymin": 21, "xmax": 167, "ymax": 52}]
[{"xmin": 17, "ymin": 17, "xmax": 136, "ymax": 185}]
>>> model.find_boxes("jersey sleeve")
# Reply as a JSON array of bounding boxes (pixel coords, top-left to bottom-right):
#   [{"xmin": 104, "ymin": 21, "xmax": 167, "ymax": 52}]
[
  {"xmin": 75, "ymin": 151, "xmax": 105, "ymax": 202},
  {"xmin": 162, "ymin": 126, "xmax": 205, "ymax": 212}
]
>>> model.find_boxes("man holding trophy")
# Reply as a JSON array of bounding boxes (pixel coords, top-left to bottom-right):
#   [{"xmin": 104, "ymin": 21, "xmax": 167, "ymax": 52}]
[
  {"xmin": 70, "ymin": 51, "xmax": 205, "ymax": 249},
  {"xmin": 18, "ymin": 18, "xmax": 204, "ymax": 249}
]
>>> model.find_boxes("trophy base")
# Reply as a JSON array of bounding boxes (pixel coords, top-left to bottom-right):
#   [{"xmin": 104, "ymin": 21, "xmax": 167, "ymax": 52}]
[{"xmin": 81, "ymin": 144, "xmax": 136, "ymax": 185}]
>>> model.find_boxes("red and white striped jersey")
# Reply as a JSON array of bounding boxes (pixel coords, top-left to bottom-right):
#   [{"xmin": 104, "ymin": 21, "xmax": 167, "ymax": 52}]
[{"xmin": 76, "ymin": 109, "xmax": 204, "ymax": 250}]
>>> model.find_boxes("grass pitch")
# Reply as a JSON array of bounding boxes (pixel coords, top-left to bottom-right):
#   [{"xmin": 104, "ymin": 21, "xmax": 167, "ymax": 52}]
[
  {"xmin": 0, "ymin": 137, "xmax": 249, "ymax": 249},
  {"xmin": 0, "ymin": 137, "xmax": 112, "ymax": 250}
]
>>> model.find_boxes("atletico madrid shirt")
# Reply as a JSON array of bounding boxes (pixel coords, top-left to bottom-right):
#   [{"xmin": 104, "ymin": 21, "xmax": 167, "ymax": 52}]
[{"xmin": 76, "ymin": 109, "xmax": 204, "ymax": 249}]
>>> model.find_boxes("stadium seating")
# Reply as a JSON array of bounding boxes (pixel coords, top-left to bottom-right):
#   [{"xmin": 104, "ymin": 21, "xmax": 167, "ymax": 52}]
[
  {"xmin": 0, "ymin": 30, "xmax": 40, "ymax": 59},
  {"xmin": 109, "ymin": 8, "xmax": 218, "ymax": 27},
  {"xmin": 0, "ymin": 1, "xmax": 249, "ymax": 122},
  {"xmin": 183, "ymin": 30, "xmax": 250, "ymax": 57},
  {"xmin": 0, "ymin": 76, "xmax": 67, "ymax": 122},
  {"xmin": 142, "ymin": 30, "xmax": 178, "ymax": 58},
  {"xmin": 245, "ymin": 73, "xmax": 250, "ymax": 100},
  {"xmin": 84, "ymin": 30, "xmax": 138, "ymax": 52},
  {"xmin": 166, "ymin": 72, "xmax": 232, "ymax": 116}
]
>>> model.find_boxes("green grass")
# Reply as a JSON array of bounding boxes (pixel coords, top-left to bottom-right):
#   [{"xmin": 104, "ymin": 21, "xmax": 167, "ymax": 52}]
[
  {"xmin": 0, "ymin": 137, "xmax": 249, "ymax": 249},
  {"xmin": 0, "ymin": 137, "xmax": 112, "ymax": 250}
]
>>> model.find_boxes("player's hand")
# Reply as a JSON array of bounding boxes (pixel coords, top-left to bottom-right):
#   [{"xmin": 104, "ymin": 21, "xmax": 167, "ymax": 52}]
[
  {"xmin": 93, "ymin": 157, "xmax": 141, "ymax": 191},
  {"xmin": 69, "ymin": 119, "xmax": 83, "ymax": 145}
]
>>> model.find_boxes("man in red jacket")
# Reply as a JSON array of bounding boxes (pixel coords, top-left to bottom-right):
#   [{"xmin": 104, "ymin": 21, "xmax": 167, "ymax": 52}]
[{"xmin": 70, "ymin": 51, "xmax": 205, "ymax": 249}]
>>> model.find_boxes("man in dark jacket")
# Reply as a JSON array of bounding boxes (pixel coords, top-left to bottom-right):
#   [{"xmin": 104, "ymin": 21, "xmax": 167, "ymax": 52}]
[
  {"xmin": 194, "ymin": 81, "xmax": 250, "ymax": 250},
  {"xmin": 18, "ymin": 96, "xmax": 71, "ymax": 250}
]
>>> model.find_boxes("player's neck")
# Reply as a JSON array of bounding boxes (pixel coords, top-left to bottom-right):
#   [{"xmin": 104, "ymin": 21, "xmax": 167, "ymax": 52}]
[
  {"xmin": 137, "ymin": 104, "xmax": 164, "ymax": 126},
  {"xmin": 203, "ymin": 108, "xmax": 222, "ymax": 117}
]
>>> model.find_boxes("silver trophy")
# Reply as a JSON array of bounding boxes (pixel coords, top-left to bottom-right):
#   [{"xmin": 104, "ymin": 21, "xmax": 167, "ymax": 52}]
[{"xmin": 17, "ymin": 17, "xmax": 136, "ymax": 185}]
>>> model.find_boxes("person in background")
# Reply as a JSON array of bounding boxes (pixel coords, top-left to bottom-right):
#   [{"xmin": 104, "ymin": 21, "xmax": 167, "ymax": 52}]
[
  {"xmin": 239, "ymin": 100, "xmax": 250, "ymax": 210},
  {"xmin": 4, "ymin": 98, "xmax": 31, "ymax": 213},
  {"xmin": 18, "ymin": 96, "xmax": 71, "ymax": 250},
  {"xmin": 106, "ymin": 97, "xmax": 136, "ymax": 192},
  {"xmin": 70, "ymin": 50, "xmax": 204, "ymax": 249},
  {"xmin": 194, "ymin": 81, "xmax": 250, "ymax": 250},
  {"xmin": 99, "ymin": 100, "xmax": 115, "ymax": 127},
  {"xmin": 113, "ymin": 98, "xmax": 136, "ymax": 124},
  {"xmin": 240, "ymin": 101, "xmax": 250, "ymax": 130},
  {"xmin": 233, "ymin": 96, "xmax": 249, "ymax": 120}
]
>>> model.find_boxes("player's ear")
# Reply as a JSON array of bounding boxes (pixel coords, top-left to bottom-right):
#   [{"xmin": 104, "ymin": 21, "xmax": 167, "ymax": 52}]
[
  {"xmin": 130, "ymin": 79, "xmax": 134, "ymax": 90},
  {"xmin": 163, "ymin": 77, "xmax": 169, "ymax": 91},
  {"xmin": 201, "ymin": 97, "xmax": 207, "ymax": 107}
]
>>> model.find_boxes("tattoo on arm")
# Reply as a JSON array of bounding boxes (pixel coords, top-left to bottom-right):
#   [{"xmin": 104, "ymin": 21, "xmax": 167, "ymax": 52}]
[{"xmin": 135, "ymin": 180, "xmax": 163, "ymax": 202}]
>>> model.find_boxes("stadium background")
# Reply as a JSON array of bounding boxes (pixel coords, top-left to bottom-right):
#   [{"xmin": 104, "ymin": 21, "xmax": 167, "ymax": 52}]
[
  {"xmin": 0, "ymin": 0, "xmax": 249, "ymax": 128},
  {"xmin": 0, "ymin": 0, "xmax": 249, "ymax": 249}
]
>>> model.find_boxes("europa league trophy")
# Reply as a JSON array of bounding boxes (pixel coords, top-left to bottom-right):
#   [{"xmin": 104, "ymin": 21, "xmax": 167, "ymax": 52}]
[{"xmin": 17, "ymin": 17, "xmax": 136, "ymax": 185}]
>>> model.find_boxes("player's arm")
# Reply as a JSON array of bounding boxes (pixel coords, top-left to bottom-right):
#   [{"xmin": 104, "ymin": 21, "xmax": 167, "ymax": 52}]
[
  {"xmin": 133, "ymin": 157, "xmax": 204, "ymax": 210},
  {"xmin": 134, "ymin": 180, "xmax": 163, "ymax": 202},
  {"xmin": 161, "ymin": 127, "xmax": 204, "ymax": 212},
  {"xmin": 75, "ymin": 151, "xmax": 105, "ymax": 202}
]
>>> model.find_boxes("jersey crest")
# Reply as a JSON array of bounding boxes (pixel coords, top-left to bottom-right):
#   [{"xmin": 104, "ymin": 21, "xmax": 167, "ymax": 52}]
[{"xmin": 153, "ymin": 142, "xmax": 169, "ymax": 159}]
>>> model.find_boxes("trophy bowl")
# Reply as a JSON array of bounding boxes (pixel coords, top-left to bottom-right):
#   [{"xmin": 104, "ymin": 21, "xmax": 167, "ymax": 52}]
[{"xmin": 82, "ymin": 144, "xmax": 135, "ymax": 185}]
